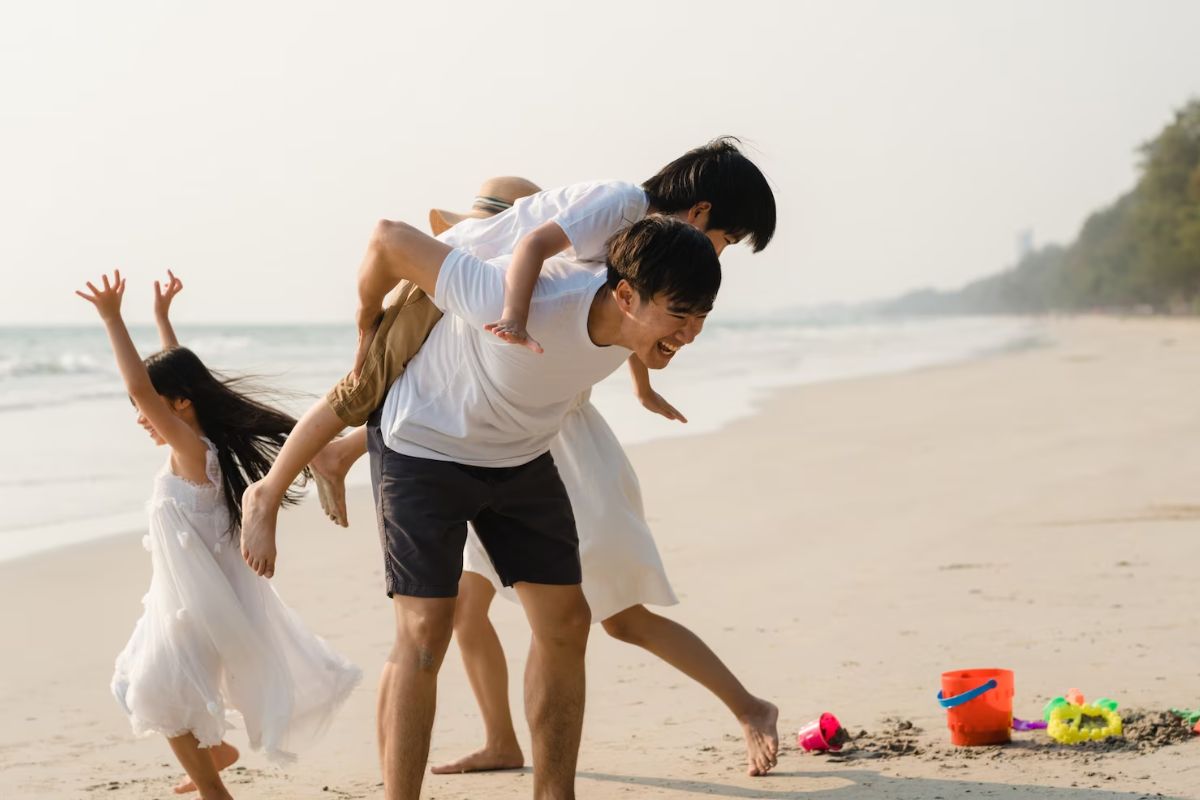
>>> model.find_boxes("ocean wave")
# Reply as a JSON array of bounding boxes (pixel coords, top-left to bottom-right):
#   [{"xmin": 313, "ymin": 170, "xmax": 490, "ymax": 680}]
[{"xmin": 0, "ymin": 352, "xmax": 104, "ymax": 379}]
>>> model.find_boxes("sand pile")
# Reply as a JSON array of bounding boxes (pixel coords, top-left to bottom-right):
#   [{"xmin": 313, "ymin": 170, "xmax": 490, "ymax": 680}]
[{"xmin": 810, "ymin": 710, "xmax": 1196, "ymax": 764}]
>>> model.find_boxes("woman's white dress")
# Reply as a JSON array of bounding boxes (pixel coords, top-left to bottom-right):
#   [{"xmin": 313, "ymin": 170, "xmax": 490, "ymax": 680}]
[
  {"xmin": 111, "ymin": 439, "xmax": 361, "ymax": 763},
  {"xmin": 464, "ymin": 392, "xmax": 678, "ymax": 622}
]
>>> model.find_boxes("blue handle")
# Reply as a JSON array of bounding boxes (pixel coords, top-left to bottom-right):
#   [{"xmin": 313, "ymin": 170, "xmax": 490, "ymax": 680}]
[{"xmin": 937, "ymin": 679, "xmax": 998, "ymax": 709}]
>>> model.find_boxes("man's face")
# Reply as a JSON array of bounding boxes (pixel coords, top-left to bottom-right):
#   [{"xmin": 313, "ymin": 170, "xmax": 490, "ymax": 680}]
[{"xmin": 622, "ymin": 288, "xmax": 708, "ymax": 369}]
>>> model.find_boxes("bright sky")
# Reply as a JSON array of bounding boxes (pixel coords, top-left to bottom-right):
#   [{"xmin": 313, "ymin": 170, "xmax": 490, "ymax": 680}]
[{"xmin": 3, "ymin": 0, "xmax": 1199, "ymax": 324}]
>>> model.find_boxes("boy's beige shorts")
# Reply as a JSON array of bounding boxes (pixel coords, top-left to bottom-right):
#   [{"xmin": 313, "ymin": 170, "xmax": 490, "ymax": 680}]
[{"xmin": 326, "ymin": 280, "xmax": 444, "ymax": 427}]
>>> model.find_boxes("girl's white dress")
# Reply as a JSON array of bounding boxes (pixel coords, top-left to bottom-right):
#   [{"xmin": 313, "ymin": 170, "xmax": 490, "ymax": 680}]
[
  {"xmin": 111, "ymin": 439, "xmax": 361, "ymax": 763},
  {"xmin": 463, "ymin": 392, "xmax": 678, "ymax": 622}
]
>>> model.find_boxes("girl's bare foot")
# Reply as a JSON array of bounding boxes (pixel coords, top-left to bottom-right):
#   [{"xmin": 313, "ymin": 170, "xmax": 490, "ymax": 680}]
[
  {"xmin": 740, "ymin": 699, "xmax": 779, "ymax": 776},
  {"xmin": 430, "ymin": 743, "xmax": 525, "ymax": 774},
  {"xmin": 309, "ymin": 443, "xmax": 350, "ymax": 528},
  {"xmin": 173, "ymin": 742, "xmax": 239, "ymax": 794}
]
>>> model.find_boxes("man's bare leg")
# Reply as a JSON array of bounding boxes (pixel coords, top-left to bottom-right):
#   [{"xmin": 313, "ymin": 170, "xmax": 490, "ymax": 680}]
[
  {"xmin": 431, "ymin": 572, "xmax": 524, "ymax": 774},
  {"xmin": 379, "ymin": 595, "xmax": 456, "ymax": 800},
  {"xmin": 173, "ymin": 741, "xmax": 239, "ymax": 794},
  {"xmin": 240, "ymin": 399, "xmax": 346, "ymax": 577},
  {"xmin": 602, "ymin": 604, "xmax": 779, "ymax": 776},
  {"xmin": 166, "ymin": 734, "xmax": 233, "ymax": 800},
  {"xmin": 309, "ymin": 426, "xmax": 369, "ymax": 528},
  {"xmin": 514, "ymin": 583, "xmax": 591, "ymax": 800}
]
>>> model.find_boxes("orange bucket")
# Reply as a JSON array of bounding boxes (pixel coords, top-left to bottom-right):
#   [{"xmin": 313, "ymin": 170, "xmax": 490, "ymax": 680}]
[{"xmin": 936, "ymin": 668, "xmax": 1013, "ymax": 746}]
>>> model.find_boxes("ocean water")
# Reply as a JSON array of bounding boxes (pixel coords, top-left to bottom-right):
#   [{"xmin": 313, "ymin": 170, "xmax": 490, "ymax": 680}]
[{"xmin": 0, "ymin": 316, "xmax": 1043, "ymax": 561}]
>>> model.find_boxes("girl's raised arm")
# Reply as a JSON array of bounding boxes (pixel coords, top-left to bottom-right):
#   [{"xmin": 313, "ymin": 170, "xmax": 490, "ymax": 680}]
[
  {"xmin": 153, "ymin": 269, "xmax": 184, "ymax": 349},
  {"xmin": 76, "ymin": 271, "xmax": 208, "ymax": 471}
]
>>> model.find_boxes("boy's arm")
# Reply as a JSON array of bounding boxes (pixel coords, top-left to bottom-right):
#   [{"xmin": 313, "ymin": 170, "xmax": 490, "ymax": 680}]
[
  {"xmin": 76, "ymin": 272, "xmax": 208, "ymax": 470},
  {"xmin": 628, "ymin": 354, "xmax": 687, "ymax": 423},
  {"xmin": 483, "ymin": 221, "xmax": 571, "ymax": 353},
  {"xmin": 153, "ymin": 270, "xmax": 183, "ymax": 349}
]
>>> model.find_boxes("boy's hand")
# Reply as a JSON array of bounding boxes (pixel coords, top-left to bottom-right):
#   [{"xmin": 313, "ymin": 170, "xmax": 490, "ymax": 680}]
[
  {"xmin": 75, "ymin": 270, "xmax": 126, "ymax": 321},
  {"xmin": 153, "ymin": 269, "xmax": 183, "ymax": 318},
  {"xmin": 483, "ymin": 318, "xmax": 544, "ymax": 354},
  {"xmin": 637, "ymin": 388, "xmax": 688, "ymax": 423}
]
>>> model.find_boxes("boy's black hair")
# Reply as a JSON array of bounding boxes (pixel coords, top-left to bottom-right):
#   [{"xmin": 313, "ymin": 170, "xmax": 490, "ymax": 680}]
[
  {"xmin": 642, "ymin": 137, "xmax": 776, "ymax": 252},
  {"xmin": 144, "ymin": 346, "xmax": 307, "ymax": 539},
  {"xmin": 606, "ymin": 216, "xmax": 722, "ymax": 314}
]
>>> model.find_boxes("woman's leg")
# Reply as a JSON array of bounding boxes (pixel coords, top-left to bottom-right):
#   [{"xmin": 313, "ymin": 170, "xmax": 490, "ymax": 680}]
[
  {"xmin": 602, "ymin": 604, "xmax": 779, "ymax": 776},
  {"xmin": 172, "ymin": 741, "xmax": 240, "ymax": 795},
  {"xmin": 166, "ymin": 734, "xmax": 234, "ymax": 800},
  {"xmin": 430, "ymin": 571, "xmax": 525, "ymax": 774}
]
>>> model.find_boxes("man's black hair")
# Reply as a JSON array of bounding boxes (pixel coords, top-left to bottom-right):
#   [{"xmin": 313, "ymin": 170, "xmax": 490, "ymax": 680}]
[
  {"xmin": 642, "ymin": 137, "xmax": 776, "ymax": 252},
  {"xmin": 606, "ymin": 216, "xmax": 721, "ymax": 314}
]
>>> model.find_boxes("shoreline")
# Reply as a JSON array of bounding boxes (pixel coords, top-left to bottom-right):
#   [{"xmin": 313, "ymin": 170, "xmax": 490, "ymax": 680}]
[{"xmin": 1, "ymin": 315, "xmax": 1043, "ymax": 564}]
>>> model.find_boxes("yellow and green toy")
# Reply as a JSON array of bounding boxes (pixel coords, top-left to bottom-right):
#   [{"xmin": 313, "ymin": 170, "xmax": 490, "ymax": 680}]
[{"xmin": 1042, "ymin": 689, "xmax": 1123, "ymax": 744}]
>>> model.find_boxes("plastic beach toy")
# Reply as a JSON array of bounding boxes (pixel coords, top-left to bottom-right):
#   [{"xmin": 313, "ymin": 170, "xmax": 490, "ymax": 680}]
[
  {"xmin": 937, "ymin": 668, "xmax": 1014, "ymax": 746},
  {"xmin": 797, "ymin": 712, "xmax": 845, "ymax": 752},
  {"xmin": 1047, "ymin": 702, "xmax": 1123, "ymax": 744}
]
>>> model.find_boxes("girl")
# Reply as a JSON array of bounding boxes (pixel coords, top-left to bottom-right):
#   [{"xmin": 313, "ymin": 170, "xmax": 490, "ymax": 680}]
[{"xmin": 76, "ymin": 270, "xmax": 361, "ymax": 799}]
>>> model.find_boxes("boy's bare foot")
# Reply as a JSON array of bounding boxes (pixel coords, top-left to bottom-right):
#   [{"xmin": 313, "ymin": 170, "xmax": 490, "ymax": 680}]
[
  {"xmin": 240, "ymin": 480, "xmax": 281, "ymax": 578},
  {"xmin": 309, "ymin": 443, "xmax": 350, "ymax": 528},
  {"xmin": 173, "ymin": 741, "xmax": 239, "ymax": 794},
  {"xmin": 430, "ymin": 744, "xmax": 525, "ymax": 774},
  {"xmin": 740, "ymin": 699, "xmax": 779, "ymax": 776}
]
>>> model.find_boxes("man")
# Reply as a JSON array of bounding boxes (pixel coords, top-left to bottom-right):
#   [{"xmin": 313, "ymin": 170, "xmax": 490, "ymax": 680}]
[{"xmin": 355, "ymin": 213, "xmax": 720, "ymax": 799}]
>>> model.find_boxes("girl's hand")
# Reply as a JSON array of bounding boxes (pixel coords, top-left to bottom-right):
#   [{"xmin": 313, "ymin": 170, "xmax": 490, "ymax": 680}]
[
  {"xmin": 637, "ymin": 388, "xmax": 688, "ymax": 423},
  {"xmin": 483, "ymin": 318, "xmax": 544, "ymax": 354},
  {"xmin": 75, "ymin": 270, "xmax": 126, "ymax": 321},
  {"xmin": 153, "ymin": 269, "xmax": 183, "ymax": 318}
]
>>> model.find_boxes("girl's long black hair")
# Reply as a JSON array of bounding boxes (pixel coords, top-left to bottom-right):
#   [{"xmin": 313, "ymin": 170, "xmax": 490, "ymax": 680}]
[{"xmin": 144, "ymin": 346, "xmax": 308, "ymax": 538}]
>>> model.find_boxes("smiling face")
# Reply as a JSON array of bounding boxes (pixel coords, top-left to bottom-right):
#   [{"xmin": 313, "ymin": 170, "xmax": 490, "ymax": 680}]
[
  {"xmin": 613, "ymin": 282, "xmax": 708, "ymax": 369},
  {"xmin": 131, "ymin": 395, "xmax": 190, "ymax": 446}
]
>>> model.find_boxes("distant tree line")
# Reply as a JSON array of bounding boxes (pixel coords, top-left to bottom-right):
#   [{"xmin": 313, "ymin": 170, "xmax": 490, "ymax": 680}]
[{"xmin": 882, "ymin": 99, "xmax": 1200, "ymax": 315}]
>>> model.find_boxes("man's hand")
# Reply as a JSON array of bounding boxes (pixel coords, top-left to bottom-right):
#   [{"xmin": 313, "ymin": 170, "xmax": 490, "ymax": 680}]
[{"xmin": 637, "ymin": 389, "xmax": 688, "ymax": 423}]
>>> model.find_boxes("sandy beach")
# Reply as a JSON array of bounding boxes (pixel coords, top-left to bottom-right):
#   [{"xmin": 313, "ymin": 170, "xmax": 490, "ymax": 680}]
[{"xmin": 2, "ymin": 315, "xmax": 1198, "ymax": 799}]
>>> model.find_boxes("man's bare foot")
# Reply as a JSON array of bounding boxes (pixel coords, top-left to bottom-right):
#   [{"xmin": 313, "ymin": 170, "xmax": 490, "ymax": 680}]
[
  {"xmin": 173, "ymin": 741, "xmax": 239, "ymax": 794},
  {"xmin": 430, "ymin": 744, "xmax": 525, "ymax": 774},
  {"xmin": 740, "ymin": 699, "xmax": 780, "ymax": 776},
  {"xmin": 309, "ymin": 443, "xmax": 350, "ymax": 528},
  {"xmin": 240, "ymin": 479, "xmax": 281, "ymax": 578}
]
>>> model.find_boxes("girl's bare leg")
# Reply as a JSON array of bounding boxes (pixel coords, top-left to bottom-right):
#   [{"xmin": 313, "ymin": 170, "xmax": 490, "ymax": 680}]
[
  {"xmin": 166, "ymin": 734, "xmax": 234, "ymax": 800},
  {"xmin": 173, "ymin": 741, "xmax": 240, "ymax": 794},
  {"xmin": 602, "ymin": 604, "xmax": 779, "ymax": 776},
  {"xmin": 430, "ymin": 572, "xmax": 524, "ymax": 774},
  {"xmin": 309, "ymin": 426, "xmax": 369, "ymax": 527},
  {"xmin": 240, "ymin": 399, "xmax": 346, "ymax": 576}
]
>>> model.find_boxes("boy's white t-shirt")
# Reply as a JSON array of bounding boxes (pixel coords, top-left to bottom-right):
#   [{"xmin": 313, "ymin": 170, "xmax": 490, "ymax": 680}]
[
  {"xmin": 439, "ymin": 180, "xmax": 649, "ymax": 263},
  {"xmin": 379, "ymin": 250, "xmax": 631, "ymax": 468}
]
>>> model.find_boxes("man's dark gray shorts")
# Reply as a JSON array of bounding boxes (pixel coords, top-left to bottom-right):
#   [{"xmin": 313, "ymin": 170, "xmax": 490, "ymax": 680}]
[{"xmin": 366, "ymin": 413, "xmax": 581, "ymax": 598}]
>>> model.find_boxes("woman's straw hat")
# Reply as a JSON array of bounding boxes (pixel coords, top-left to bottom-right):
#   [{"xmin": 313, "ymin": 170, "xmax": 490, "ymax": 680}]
[{"xmin": 429, "ymin": 176, "xmax": 542, "ymax": 235}]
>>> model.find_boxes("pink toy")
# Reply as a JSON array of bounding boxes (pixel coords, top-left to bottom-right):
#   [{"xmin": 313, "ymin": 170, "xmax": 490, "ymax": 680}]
[{"xmin": 798, "ymin": 712, "xmax": 844, "ymax": 752}]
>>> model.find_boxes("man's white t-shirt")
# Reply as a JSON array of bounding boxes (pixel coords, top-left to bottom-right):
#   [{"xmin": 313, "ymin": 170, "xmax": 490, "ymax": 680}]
[
  {"xmin": 379, "ymin": 250, "xmax": 632, "ymax": 468},
  {"xmin": 439, "ymin": 180, "xmax": 649, "ymax": 263}
]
